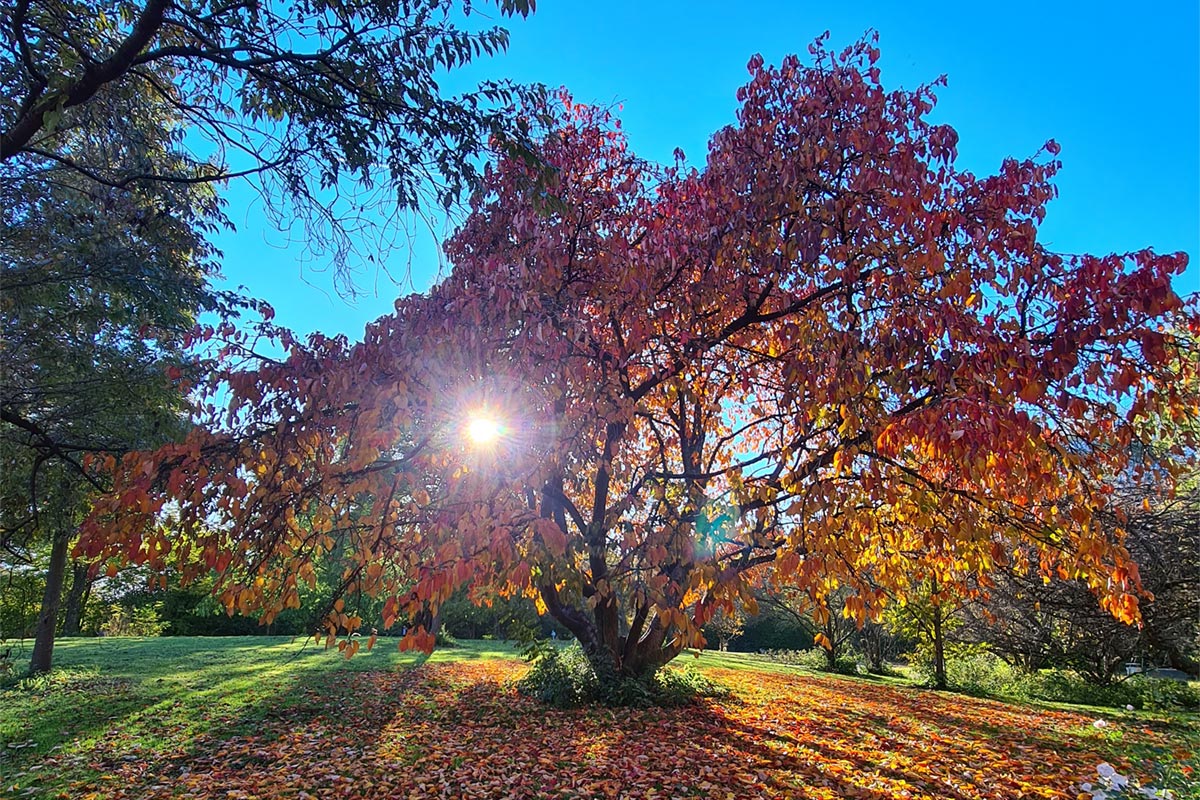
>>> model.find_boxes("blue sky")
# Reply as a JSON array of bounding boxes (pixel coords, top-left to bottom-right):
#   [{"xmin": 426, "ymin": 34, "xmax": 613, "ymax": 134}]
[{"xmin": 214, "ymin": 1, "xmax": 1199, "ymax": 340}]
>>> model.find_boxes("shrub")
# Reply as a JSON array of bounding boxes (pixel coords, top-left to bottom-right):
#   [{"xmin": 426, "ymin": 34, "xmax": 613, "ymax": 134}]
[
  {"xmin": 100, "ymin": 603, "xmax": 165, "ymax": 637},
  {"xmin": 1020, "ymin": 670, "xmax": 1139, "ymax": 708},
  {"xmin": 1126, "ymin": 674, "xmax": 1199, "ymax": 711},
  {"xmin": 516, "ymin": 643, "xmax": 598, "ymax": 708},
  {"xmin": 828, "ymin": 652, "xmax": 862, "ymax": 676},
  {"xmin": 1012, "ymin": 670, "xmax": 1197, "ymax": 710},
  {"xmin": 655, "ymin": 664, "xmax": 730, "ymax": 706},
  {"xmin": 758, "ymin": 648, "xmax": 810, "ymax": 667},
  {"xmin": 906, "ymin": 644, "xmax": 1026, "ymax": 695},
  {"xmin": 945, "ymin": 649, "xmax": 1021, "ymax": 697},
  {"xmin": 516, "ymin": 642, "xmax": 727, "ymax": 708}
]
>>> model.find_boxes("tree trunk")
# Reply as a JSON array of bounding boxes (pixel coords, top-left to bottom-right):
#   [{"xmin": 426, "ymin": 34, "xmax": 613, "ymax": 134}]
[
  {"xmin": 863, "ymin": 623, "xmax": 886, "ymax": 673},
  {"xmin": 29, "ymin": 532, "xmax": 70, "ymax": 674},
  {"xmin": 822, "ymin": 619, "xmax": 840, "ymax": 671},
  {"xmin": 539, "ymin": 583, "xmax": 682, "ymax": 690},
  {"xmin": 931, "ymin": 601, "xmax": 947, "ymax": 690},
  {"xmin": 412, "ymin": 607, "xmax": 443, "ymax": 639},
  {"xmin": 61, "ymin": 560, "xmax": 91, "ymax": 636}
]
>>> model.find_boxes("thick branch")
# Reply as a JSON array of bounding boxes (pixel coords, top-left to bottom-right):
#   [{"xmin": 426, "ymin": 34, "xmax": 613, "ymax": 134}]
[
  {"xmin": 1, "ymin": 0, "xmax": 170, "ymax": 160},
  {"xmin": 0, "ymin": 409, "xmax": 107, "ymax": 492}
]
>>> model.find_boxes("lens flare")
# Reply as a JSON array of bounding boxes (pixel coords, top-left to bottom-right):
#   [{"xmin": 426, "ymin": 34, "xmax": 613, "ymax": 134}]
[{"xmin": 466, "ymin": 416, "xmax": 504, "ymax": 445}]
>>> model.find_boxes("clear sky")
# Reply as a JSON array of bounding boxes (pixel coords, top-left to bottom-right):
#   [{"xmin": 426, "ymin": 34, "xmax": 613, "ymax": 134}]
[{"xmin": 213, "ymin": 0, "xmax": 1200, "ymax": 340}]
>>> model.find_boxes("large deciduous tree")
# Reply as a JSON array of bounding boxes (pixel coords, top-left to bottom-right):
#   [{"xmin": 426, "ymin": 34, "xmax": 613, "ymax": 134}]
[
  {"xmin": 0, "ymin": 73, "xmax": 243, "ymax": 672},
  {"xmin": 1, "ymin": 0, "xmax": 535, "ymax": 293},
  {"xmin": 81, "ymin": 38, "xmax": 1199, "ymax": 690}
]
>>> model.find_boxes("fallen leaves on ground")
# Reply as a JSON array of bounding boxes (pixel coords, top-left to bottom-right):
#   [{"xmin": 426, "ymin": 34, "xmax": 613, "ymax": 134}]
[{"xmin": 23, "ymin": 660, "xmax": 1186, "ymax": 799}]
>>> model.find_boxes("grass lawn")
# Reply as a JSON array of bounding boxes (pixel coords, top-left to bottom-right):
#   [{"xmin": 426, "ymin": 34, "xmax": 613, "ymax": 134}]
[{"xmin": 1, "ymin": 638, "xmax": 1196, "ymax": 799}]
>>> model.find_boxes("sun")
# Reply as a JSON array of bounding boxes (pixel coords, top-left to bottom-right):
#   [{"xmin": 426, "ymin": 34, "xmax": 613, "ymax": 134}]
[{"xmin": 466, "ymin": 416, "xmax": 504, "ymax": 445}]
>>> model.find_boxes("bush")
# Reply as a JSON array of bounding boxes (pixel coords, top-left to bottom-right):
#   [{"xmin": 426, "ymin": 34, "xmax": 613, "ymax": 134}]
[
  {"xmin": 655, "ymin": 663, "xmax": 729, "ymax": 706},
  {"xmin": 1018, "ymin": 670, "xmax": 1135, "ymax": 707},
  {"xmin": 996, "ymin": 669, "xmax": 1199, "ymax": 711},
  {"xmin": 1126, "ymin": 674, "xmax": 1199, "ymax": 711},
  {"xmin": 905, "ymin": 644, "xmax": 1024, "ymax": 694},
  {"xmin": 757, "ymin": 648, "xmax": 810, "ymax": 667},
  {"xmin": 516, "ymin": 642, "xmax": 727, "ymax": 708},
  {"xmin": 99, "ymin": 603, "xmax": 165, "ymax": 637},
  {"xmin": 828, "ymin": 652, "xmax": 862, "ymax": 676},
  {"xmin": 942, "ymin": 649, "xmax": 1022, "ymax": 697},
  {"xmin": 517, "ymin": 643, "xmax": 598, "ymax": 707},
  {"xmin": 909, "ymin": 651, "xmax": 1181, "ymax": 709}
]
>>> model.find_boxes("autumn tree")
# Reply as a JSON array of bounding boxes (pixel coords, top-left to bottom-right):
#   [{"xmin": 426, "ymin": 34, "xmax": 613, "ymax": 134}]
[{"xmin": 81, "ymin": 37, "xmax": 1199, "ymax": 694}]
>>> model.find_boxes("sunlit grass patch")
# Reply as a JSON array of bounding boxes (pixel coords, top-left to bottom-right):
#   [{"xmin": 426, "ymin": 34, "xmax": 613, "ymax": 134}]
[{"xmin": 1, "ymin": 638, "xmax": 1195, "ymax": 800}]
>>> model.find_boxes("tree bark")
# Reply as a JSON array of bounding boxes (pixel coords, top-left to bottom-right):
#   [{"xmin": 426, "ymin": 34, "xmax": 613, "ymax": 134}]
[
  {"xmin": 931, "ymin": 601, "xmax": 946, "ymax": 690},
  {"xmin": 29, "ymin": 531, "xmax": 70, "ymax": 674},
  {"xmin": 822, "ymin": 618, "xmax": 840, "ymax": 671},
  {"xmin": 1, "ymin": 0, "xmax": 169, "ymax": 160},
  {"xmin": 540, "ymin": 582, "xmax": 682, "ymax": 689},
  {"xmin": 61, "ymin": 560, "xmax": 91, "ymax": 635}
]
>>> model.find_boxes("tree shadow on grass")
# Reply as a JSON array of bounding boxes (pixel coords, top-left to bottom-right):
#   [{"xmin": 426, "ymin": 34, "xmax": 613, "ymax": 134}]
[
  {"xmin": 0, "ymin": 638, "xmax": 438, "ymax": 798},
  {"xmin": 7, "ymin": 663, "xmax": 426, "ymax": 798},
  {"xmin": 364, "ymin": 663, "xmax": 1145, "ymax": 799},
  {"xmin": 16, "ymin": 657, "xmax": 1184, "ymax": 800}
]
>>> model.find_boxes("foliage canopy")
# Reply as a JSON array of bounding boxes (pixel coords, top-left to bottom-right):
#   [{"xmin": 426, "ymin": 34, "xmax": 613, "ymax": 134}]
[
  {"xmin": 1, "ymin": 0, "xmax": 536, "ymax": 292},
  {"xmin": 81, "ymin": 37, "xmax": 1199, "ymax": 684}
]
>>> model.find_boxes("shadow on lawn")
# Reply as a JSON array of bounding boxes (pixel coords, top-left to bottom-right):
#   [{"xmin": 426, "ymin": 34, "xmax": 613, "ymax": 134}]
[
  {"xmin": 16, "ymin": 657, "xmax": 1178, "ymax": 800},
  {"xmin": 364, "ymin": 664, "xmax": 1119, "ymax": 799},
  {"xmin": 10, "ymin": 663, "xmax": 422, "ymax": 799},
  {"xmin": 0, "ymin": 637, "xmax": 437, "ymax": 799}
]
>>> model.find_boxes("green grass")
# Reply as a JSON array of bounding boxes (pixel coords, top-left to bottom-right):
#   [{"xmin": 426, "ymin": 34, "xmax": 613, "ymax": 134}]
[
  {"xmin": 0, "ymin": 636, "xmax": 520, "ymax": 799},
  {"xmin": 2, "ymin": 638, "xmax": 1197, "ymax": 800},
  {"xmin": 679, "ymin": 648, "xmax": 913, "ymax": 686}
]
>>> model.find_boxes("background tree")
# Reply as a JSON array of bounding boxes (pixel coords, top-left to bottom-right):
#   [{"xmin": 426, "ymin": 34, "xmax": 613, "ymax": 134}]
[
  {"xmin": 0, "ymin": 72, "xmax": 243, "ymax": 672},
  {"xmin": 81, "ymin": 38, "xmax": 1200, "ymax": 696},
  {"xmin": 712, "ymin": 598, "xmax": 812, "ymax": 653},
  {"xmin": 756, "ymin": 584, "xmax": 901, "ymax": 674},
  {"xmin": 960, "ymin": 488, "xmax": 1200, "ymax": 682},
  {"xmin": 1, "ymin": 0, "xmax": 536, "ymax": 293},
  {"xmin": 758, "ymin": 586, "xmax": 859, "ymax": 672},
  {"xmin": 855, "ymin": 618, "xmax": 899, "ymax": 675},
  {"xmin": 881, "ymin": 577, "xmax": 974, "ymax": 689},
  {"xmin": 703, "ymin": 602, "xmax": 747, "ymax": 652}
]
